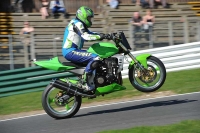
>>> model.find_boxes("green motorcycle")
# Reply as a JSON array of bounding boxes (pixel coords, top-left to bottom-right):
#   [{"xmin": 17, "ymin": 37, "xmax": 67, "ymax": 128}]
[{"xmin": 33, "ymin": 32, "xmax": 166, "ymax": 119}]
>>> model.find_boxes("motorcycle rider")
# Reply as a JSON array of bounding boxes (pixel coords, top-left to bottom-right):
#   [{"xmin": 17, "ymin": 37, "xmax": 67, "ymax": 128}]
[{"xmin": 62, "ymin": 6, "xmax": 106, "ymax": 91}]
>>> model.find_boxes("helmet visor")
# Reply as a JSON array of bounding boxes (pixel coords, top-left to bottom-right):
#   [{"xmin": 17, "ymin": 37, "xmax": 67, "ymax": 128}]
[{"xmin": 88, "ymin": 16, "xmax": 93, "ymax": 23}]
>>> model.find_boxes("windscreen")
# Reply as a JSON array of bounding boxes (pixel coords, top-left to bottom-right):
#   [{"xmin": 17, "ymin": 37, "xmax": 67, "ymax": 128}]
[{"xmin": 119, "ymin": 32, "xmax": 132, "ymax": 50}]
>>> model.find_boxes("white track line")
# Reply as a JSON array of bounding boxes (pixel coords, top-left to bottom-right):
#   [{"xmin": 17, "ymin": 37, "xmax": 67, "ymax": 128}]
[{"xmin": 1, "ymin": 91, "xmax": 200, "ymax": 122}]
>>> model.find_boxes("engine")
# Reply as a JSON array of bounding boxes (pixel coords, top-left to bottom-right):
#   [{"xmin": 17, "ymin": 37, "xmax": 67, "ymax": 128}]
[{"xmin": 94, "ymin": 57, "xmax": 119, "ymax": 87}]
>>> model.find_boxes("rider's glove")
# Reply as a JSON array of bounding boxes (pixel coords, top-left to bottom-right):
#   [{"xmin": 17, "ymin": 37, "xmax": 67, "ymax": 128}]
[{"xmin": 99, "ymin": 33, "xmax": 106, "ymax": 40}]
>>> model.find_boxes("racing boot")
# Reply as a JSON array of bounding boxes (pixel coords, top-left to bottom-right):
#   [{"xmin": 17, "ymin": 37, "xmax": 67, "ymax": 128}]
[{"xmin": 80, "ymin": 71, "xmax": 95, "ymax": 92}]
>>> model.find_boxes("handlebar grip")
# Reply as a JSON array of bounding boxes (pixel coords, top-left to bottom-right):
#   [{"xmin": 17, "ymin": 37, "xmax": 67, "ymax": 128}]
[{"xmin": 105, "ymin": 34, "xmax": 112, "ymax": 40}]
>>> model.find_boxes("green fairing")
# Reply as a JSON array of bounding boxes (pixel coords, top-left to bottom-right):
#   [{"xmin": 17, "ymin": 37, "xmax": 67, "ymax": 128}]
[
  {"xmin": 87, "ymin": 42, "xmax": 119, "ymax": 58},
  {"xmin": 129, "ymin": 54, "xmax": 151, "ymax": 69},
  {"xmin": 34, "ymin": 57, "xmax": 75, "ymax": 71},
  {"xmin": 95, "ymin": 83, "xmax": 126, "ymax": 95}
]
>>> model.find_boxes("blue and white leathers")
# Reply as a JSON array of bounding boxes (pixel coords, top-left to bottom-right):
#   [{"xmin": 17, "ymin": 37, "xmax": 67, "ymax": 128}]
[{"xmin": 62, "ymin": 18, "xmax": 101, "ymax": 73}]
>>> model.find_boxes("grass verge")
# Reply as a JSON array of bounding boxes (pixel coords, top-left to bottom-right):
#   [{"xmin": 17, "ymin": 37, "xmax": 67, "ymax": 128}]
[
  {"xmin": 97, "ymin": 120, "xmax": 200, "ymax": 133},
  {"xmin": 0, "ymin": 69, "xmax": 199, "ymax": 115}
]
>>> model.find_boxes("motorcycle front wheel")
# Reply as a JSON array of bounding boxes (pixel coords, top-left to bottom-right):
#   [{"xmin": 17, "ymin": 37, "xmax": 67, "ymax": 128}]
[
  {"xmin": 129, "ymin": 56, "xmax": 166, "ymax": 92},
  {"xmin": 42, "ymin": 84, "xmax": 82, "ymax": 119}
]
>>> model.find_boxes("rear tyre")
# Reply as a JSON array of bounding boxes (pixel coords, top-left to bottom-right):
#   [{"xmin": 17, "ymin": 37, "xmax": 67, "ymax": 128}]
[
  {"xmin": 117, "ymin": 72, "xmax": 123, "ymax": 85},
  {"xmin": 42, "ymin": 84, "xmax": 82, "ymax": 119}
]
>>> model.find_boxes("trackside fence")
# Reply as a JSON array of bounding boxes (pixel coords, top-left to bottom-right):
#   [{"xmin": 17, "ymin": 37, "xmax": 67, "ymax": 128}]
[
  {"xmin": 122, "ymin": 41, "xmax": 200, "ymax": 78},
  {"xmin": 0, "ymin": 66, "xmax": 74, "ymax": 98}
]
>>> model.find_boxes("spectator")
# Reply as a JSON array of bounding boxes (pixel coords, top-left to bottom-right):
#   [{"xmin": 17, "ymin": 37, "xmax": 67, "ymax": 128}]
[
  {"xmin": 106, "ymin": 0, "xmax": 119, "ymax": 9},
  {"xmin": 13, "ymin": 0, "xmax": 23, "ymax": 12},
  {"xmin": 15, "ymin": 0, "xmax": 35, "ymax": 13},
  {"xmin": 132, "ymin": 0, "xmax": 149, "ymax": 8},
  {"xmin": 143, "ymin": 9, "xmax": 154, "ymax": 40},
  {"xmin": 131, "ymin": 12, "xmax": 143, "ymax": 32},
  {"xmin": 149, "ymin": 0, "xmax": 167, "ymax": 8},
  {"xmin": 140, "ymin": 0, "xmax": 150, "ymax": 8},
  {"xmin": 40, "ymin": 0, "xmax": 49, "ymax": 19},
  {"xmin": 136, "ymin": 0, "xmax": 140, "ymax": 5},
  {"xmin": 19, "ymin": 21, "xmax": 34, "ymax": 35},
  {"xmin": 19, "ymin": 21, "xmax": 34, "ymax": 45},
  {"xmin": 143, "ymin": 9, "xmax": 154, "ymax": 32},
  {"xmin": 49, "ymin": 0, "xmax": 66, "ymax": 18},
  {"xmin": 131, "ymin": 12, "xmax": 143, "ymax": 41}
]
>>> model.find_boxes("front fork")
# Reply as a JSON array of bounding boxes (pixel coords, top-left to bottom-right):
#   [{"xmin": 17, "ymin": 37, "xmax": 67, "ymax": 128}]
[
  {"xmin": 128, "ymin": 53, "xmax": 152, "ymax": 81},
  {"xmin": 129, "ymin": 53, "xmax": 152, "ymax": 70},
  {"xmin": 128, "ymin": 52, "xmax": 146, "ymax": 71},
  {"xmin": 118, "ymin": 42, "xmax": 150, "ymax": 70}
]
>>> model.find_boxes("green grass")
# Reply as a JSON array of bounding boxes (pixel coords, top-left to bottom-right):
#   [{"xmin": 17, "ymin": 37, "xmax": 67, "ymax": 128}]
[
  {"xmin": 0, "ymin": 69, "xmax": 199, "ymax": 115},
  {"xmin": 97, "ymin": 120, "xmax": 200, "ymax": 133}
]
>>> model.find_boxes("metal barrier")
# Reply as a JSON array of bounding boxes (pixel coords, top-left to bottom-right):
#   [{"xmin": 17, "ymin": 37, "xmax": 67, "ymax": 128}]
[
  {"xmin": 0, "ymin": 35, "xmax": 14, "ymax": 70},
  {"xmin": 129, "ymin": 24, "xmax": 154, "ymax": 50},
  {"xmin": 0, "ymin": 34, "xmax": 63, "ymax": 71},
  {"xmin": 129, "ymin": 20, "xmax": 200, "ymax": 50},
  {"xmin": 122, "ymin": 41, "xmax": 200, "ymax": 78},
  {"xmin": 0, "ymin": 66, "xmax": 74, "ymax": 98}
]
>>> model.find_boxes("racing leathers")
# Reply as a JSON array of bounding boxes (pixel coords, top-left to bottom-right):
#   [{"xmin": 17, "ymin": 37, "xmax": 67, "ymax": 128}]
[{"xmin": 62, "ymin": 18, "xmax": 102, "ymax": 90}]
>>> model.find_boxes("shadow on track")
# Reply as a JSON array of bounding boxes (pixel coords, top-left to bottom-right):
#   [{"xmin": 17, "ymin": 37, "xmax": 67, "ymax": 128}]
[{"xmin": 75, "ymin": 99, "xmax": 197, "ymax": 118}]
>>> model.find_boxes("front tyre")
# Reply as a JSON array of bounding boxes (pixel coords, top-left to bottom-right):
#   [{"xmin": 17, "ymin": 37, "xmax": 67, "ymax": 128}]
[
  {"xmin": 42, "ymin": 84, "xmax": 82, "ymax": 119},
  {"xmin": 129, "ymin": 56, "xmax": 166, "ymax": 92}
]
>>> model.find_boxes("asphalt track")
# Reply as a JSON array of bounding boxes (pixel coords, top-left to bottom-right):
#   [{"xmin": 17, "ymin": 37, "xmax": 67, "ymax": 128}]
[{"xmin": 1, "ymin": 92, "xmax": 200, "ymax": 133}]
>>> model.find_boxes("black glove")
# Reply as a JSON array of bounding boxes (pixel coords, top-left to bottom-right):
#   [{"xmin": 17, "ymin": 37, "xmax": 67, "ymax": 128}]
[{"xmin": 99, "ymin": 33, "xmax": 106, "ymax": 40}]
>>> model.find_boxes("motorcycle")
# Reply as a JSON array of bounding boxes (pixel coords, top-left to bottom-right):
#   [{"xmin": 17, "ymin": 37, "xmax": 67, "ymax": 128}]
[{"xmin": 33, "ymin": 32, "xmax": 166, "ymax": 119}]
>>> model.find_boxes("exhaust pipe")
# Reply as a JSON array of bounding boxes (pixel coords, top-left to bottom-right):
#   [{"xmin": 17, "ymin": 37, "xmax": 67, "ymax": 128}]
[{"xmin": 50, "ymin": 79, "xmax": 96, "ymax": 98}]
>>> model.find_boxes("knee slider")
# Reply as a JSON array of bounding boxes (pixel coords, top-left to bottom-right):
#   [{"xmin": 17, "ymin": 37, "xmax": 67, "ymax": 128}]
[{"xmin": 90, "ymin": 61, "xmax": 101, "ymax": 70}]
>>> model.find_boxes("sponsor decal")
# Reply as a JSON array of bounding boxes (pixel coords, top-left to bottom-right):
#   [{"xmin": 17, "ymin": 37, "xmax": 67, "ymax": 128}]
[{"xmin": 72, "ymin": 51, "xmax": 92, "ymax": 56}]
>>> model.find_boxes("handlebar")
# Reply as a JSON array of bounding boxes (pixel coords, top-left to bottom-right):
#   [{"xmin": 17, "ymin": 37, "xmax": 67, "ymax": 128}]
[
  {"xmin": 104, "ymin": 33, "xmax": 119, "ymax": 40},
  {"xmin": 104, "ymin": 32, "xmax": 132, "ymax": 50}
]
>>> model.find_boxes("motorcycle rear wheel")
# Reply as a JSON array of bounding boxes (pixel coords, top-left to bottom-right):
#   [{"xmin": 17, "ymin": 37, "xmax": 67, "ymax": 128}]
[
  {"xmin": 42, "ymin": 84, "xmax": 82, "ymax": 119},
  {"xmin": 117, "ymin": 72, "xmax": 123, "ymax": 85},
  {"xmin": 129, "ymin": 56, "xmax": 166, "ymax": 92}
]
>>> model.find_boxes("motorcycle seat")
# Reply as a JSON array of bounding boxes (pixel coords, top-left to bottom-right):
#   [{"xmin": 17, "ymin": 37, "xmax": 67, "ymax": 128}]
[
  {"xmin": 57, "ymin": 57, "xmax": 87, "ymax": 68},
  {"xmin": 62, "ymin": 61, "xmax": 87, "ymax": 68}
]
